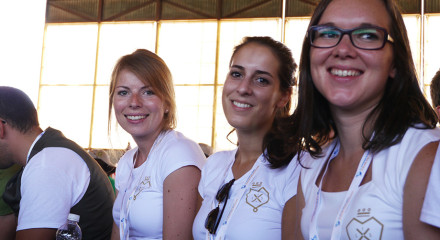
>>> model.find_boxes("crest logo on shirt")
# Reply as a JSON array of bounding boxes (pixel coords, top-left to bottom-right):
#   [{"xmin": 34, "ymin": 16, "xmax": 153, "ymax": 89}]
[
  {"xmin": 133, "ymin": 176, "xmax": 151, "ymax": 200},
  {"xmin": 246, "ymin": 182, "xmax": 269, "ymax": 212},
  {"xmin": 346, "ymin": 216, "xmax": 384, "ymax": 240}
]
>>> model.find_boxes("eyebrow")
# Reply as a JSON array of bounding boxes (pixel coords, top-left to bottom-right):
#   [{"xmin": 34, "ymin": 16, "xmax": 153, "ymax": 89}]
[
  {"xmin": 319, "ymin": 22, "xmax": 384, "ymax": 28},
  {"xmin": 230, "ymin": 65, "xmax": 274, "ymax": 78}
]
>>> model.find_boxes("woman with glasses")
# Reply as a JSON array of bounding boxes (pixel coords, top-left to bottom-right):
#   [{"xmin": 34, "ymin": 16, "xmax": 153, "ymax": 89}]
[
  {"xmin": 192, "ymin": 36, "xmax": 300, "ymax": 240},
  {"xmin": 109, "ymin": 49, "xmax": 205, "ymax": 240},
  {"xmin": 291, "ymin": 0, "xmax": 440, "ymax": 239}
]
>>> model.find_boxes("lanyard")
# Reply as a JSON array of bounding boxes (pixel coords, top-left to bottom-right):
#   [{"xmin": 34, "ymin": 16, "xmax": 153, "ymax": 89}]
[
  {"xmin": 206, "ymin": 152, "xmax": 262, "ymax": 240},
  {"xmin": 119, "ymin": 132, "xmax": 164, "ymax": 240},
  {"xmin": 308, "ymin": 140, "xmax": 373, "ymax": 240}
]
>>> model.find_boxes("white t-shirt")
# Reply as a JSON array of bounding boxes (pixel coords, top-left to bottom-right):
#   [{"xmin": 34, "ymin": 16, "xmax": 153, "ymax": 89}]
[
  {"xmin": 300, "ymin": 127, "xmax": 440, "ymax": 240},
  {"xmin": 112, "ymin": 130, "xmax": 205, "ymax": 239},
  {"xmin": 18, "ymin": 147, "xmax": 90, "ymax": 230},
  {"xmin": 421, "ymin": 145, "xmax": 440, "ymax": 228},
  {"xmin": 192, "ymin": 148, "xmax": 300, "ymax": 240}
]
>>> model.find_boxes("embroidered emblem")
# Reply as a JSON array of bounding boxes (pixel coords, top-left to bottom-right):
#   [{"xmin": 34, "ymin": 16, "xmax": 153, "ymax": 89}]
[
  {"xmin": 357, "ymin": 208, "xmax": 371, "ymax": 218},
  {"xmin": 133, "ymin": 176, "xmax": 151, "ymax": 200},
  {"xmin": 246, "ymin": 186, "xmax": 269, "ymax": 212},
  {"xmin": 346, "ymin": 217, "xmax": 384, "ymax": 240}
]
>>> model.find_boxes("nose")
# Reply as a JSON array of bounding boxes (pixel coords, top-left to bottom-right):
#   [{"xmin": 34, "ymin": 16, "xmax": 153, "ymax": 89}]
[
  {"xmin": 332, "ymin": 34, "xmax": 357, "ymax": 59},
  {"xmin": 129, "ymin": 93, "xmax": 141, "ymax": 108},
  {"xmin": 236, "ymin": 78, "xmax": 252, "ymax": 96}
]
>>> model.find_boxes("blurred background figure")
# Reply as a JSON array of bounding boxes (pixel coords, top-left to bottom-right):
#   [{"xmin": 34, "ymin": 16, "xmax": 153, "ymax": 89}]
[{"xmin": 0, "ymin": 164, "xmax": 21, "ymax": 240}]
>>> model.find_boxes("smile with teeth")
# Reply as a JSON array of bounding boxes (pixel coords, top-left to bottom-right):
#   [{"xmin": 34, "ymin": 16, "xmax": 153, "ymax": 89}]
[
  {"xmin": 126, "ymin": 115, "xmax": 147, "ymax": 120},
  {"xmin": 330, "ymin": 68, "xmax": 362, "ymax": 77},
  {"xmin": 233, "ymin": 101, "xmax": 252, "ymax": 108}
]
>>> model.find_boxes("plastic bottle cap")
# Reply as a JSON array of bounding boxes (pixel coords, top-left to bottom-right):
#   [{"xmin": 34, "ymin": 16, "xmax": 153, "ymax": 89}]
[{"xmin": 67, "ymin": 213, "xmax": 80, "ymax": 222}]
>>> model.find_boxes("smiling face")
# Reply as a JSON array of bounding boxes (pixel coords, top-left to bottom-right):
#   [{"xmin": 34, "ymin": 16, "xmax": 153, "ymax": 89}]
[
  {"xmin": 113, "ymin": 69, "xmax": 166, "ymax": 141},
  {"xmin": 222, "ymin": 43, "xmax": 290, "ymax": 133},
  {"xmin": 310, "ymin": 0, "xmax": 395, "ymax": 114}
]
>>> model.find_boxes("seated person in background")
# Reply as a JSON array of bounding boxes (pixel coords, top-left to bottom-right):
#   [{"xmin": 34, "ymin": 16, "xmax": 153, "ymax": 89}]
[
  {"xmin": 198, "ymin": 143, "xmax": 213, "ymax": 158},
  {"xmin": 421, "ymin": 69, "xmax": 440, "ymax": 229},
  {"xmin": 0, "ymin": 86, "xmax": 115, "ymax": 240},
  {"xmin": 89, "ymin": 149, "xmax": 117, "ymax": 194},
  {"xmin": 430, "ymin": 69, "xmax": 440, "ymax": 118},
  {"xmin": 0, "ymin": 164, "xmax": 21, "ymax": 240}
]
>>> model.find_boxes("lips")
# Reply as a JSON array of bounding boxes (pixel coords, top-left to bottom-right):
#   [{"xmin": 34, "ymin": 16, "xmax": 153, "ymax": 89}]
[
  {"xmin": 330, "ymin": 68, "xmax": 362, "ymax": 77},
  {"xmin": 232, "ymin": 100, "xmax": 252, "ymax": 108},
  {"xmin": 125, "ymin": 114, "xmax": 148, "ymax": 120}
]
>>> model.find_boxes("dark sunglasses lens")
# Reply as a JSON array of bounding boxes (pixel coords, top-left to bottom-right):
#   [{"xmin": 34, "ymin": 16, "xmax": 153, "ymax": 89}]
[
  {"xmin": 216, "ymin": 179, "xmax": 235, "ymax": 201},
  {"xmin": 205, "ymin": 207, "xmax": 219, "ymax": 234}
]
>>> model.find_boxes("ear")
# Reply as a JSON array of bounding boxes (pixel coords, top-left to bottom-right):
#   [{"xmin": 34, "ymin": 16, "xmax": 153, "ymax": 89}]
[
  {"xmin": 0, "ymin": 121, "xmax": 6, "ymax": 139},
  {"xmin": 389, "ymin": 65, "xmax": 396, "ymax": 79},
  {"xmin": 276, "ymin": 87, "xmax": 292, "ymax": 108}
]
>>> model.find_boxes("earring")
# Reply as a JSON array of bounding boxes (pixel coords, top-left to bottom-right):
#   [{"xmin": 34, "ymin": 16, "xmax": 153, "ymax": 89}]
[{"xmin": 165, "ymin": 109, "xmax": 169, "ymax": 113}]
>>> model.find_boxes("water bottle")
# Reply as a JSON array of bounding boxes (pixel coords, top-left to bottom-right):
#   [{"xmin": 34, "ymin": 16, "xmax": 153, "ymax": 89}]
[{"xmin": 56, "ymin": 213, "xmax": 82, "ymax": 240}]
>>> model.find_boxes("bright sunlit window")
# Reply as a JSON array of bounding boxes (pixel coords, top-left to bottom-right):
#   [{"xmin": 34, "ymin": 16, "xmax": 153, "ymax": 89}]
[{"xmin": 34, "ymin": 14, "xmax": 439, "ymax": 153}]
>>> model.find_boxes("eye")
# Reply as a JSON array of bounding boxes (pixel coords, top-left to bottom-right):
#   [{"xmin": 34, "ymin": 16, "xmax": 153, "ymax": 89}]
[
  {"xmin": 316, "ymin": 28, "xmax": 340, "ymax": 39},
  {"xmin": 255, "ymin": 77, "xmax": 269, "ymax": 86},
  {"xmin": 117, "ymin": 90, "xmax": 128, "ymax": 96},
  {"xmin": 230, "ymin": 71, "xmax": 242, "ymax": 79},
  {"xmin": 353, "ymin": 28, "xmax": 382, "ymax": 42},
  {"xmin": 142, "ymin": 89, "xmax": 155, "ymax": 96}
]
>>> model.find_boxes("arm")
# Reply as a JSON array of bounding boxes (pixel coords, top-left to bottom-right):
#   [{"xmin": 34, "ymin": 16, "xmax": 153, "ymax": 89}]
[
  {"xmin": 403, "ymin": 141, "xmax": 440, "ymax": 239},
  {"xmin": 0, "ymin": 213, "xmax": 17, "ymax": 239},
  {"xmin": 282, "ymin": 173, "xmax": 305, "ymax": 240},
  {"xmin": 163, "ymin": 166, "xmax": 201, "ymax": 240},
  {"xmin": 111, "ymin": 190, "xmax": 120, "ymax": 240},
  {"xmin": 16, "ymin": 228, "xmax": 56, "ymax": 240}
]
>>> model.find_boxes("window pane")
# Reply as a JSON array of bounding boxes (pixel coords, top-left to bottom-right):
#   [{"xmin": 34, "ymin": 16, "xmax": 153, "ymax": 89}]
[
  {"xmin": 158, "ymin": 21, "xmax": 218, "ymax": 85},
  {"xmin": 38, "ymin": 86, "xmax": 94, "ymax": 147},
  {"xmin": 175, "ymin": 86, "xmax": 214, "ymax": 145},
  {"xmin": 41, "ymin": 24, "xmax": 98, "ymax": 85},
  {"xmin": 424, "ymin": 14, "xmax": 440, "ymax": 102},
  {"xmin": 91, "ymin": 86, "xmax": 134, "ymax": 149},
  {"xmin": 96, "ymin": 22, "xmax": 156, "ymax": 85},
  {"xmin": 285, "ymin": 17, "xmax": 310, "ymax": 67},
  {"xmin": 403, "ymin": 15, "xmax": 421, "ymax": 84},
  {"xmin": 214, "ymin": 86, "xmax": 237, "ymax": 151}
]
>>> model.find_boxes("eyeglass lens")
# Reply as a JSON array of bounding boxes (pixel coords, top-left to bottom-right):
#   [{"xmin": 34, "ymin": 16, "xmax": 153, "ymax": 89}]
[
  {"xmin": 205, "ymin": 178, "xmax": 235, "ymax": 234},
  {"xmin": 310, "ymin": 26, "xmax": 387, "ymax": 50}
]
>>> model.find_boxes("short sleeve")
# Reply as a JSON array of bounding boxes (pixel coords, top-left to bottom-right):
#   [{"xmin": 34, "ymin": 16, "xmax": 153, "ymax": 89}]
[
  {"xmin": 280, "ymin": 158, "xmax": 301, "ymax": 204},
  {"xmin": 17, "ymin": 148, "xmax": 90, "ymax": 230},
  {"xmin": 158, "ymin": 137, "xmax": 205, "ymax": 182}
]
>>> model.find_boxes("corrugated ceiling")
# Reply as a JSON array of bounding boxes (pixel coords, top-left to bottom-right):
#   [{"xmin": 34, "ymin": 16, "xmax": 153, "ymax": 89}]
[{"xmin": 45, "ymin": 0, "xmax": 440, "ymax": 23}]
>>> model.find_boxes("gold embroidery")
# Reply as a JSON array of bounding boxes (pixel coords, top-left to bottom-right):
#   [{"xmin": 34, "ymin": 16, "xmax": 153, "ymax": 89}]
[
  {"xmin": 246, "ymin": 186, "xmax": 269, "ymax": 212},
  {"xmin": 133, "ymin": 176, "xmax": 151, "ymax": 200}
]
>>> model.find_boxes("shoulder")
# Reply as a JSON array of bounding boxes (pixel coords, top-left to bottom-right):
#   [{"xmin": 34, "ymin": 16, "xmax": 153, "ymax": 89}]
[
  {"xmin": 25, "ymin": 147, "xmax": 88, "ymax": 174},
  {"xmin": 202, "ymin": 149, "xmax": 236, "ymax": 173},
  {"xmin": 157, "ymin": 130, "xmax": 206, "ymax": 167}
]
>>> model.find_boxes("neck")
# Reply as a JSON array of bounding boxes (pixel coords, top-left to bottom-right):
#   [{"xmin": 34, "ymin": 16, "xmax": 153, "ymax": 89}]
[
  {"xmin": 331, "ymin": 107, "xmax": 375, "ymax": 163},
  {"xmin": 232, "ymin": 130, "xmax": 265, "ymax": 179},
  {"xmin": 17, "ymin": 126, "xmax": 43, "ymax": 166},
  {"xmin": 133, "ymin": 130, "xmax": 163, "ymax": 167}
]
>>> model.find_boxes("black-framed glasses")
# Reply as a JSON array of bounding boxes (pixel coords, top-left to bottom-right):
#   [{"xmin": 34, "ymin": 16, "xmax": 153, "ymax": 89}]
[
  {"xmin": 308, "ymin": 25, "xmax": 394, "ymax": 50},
  {"xmin": 205, "ymin": 178, "xmax": 235, "ymax": 234}
]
